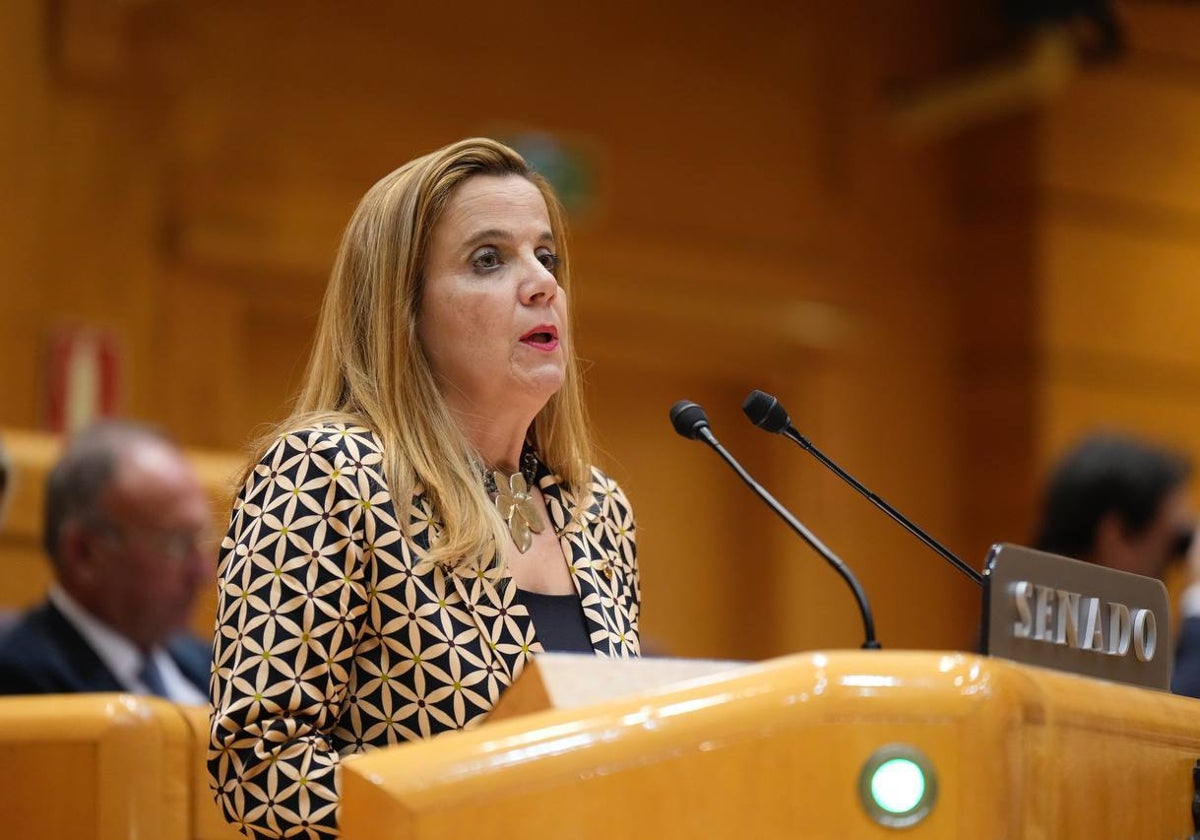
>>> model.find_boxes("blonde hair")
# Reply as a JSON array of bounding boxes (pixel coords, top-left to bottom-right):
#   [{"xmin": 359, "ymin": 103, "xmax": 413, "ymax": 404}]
[{"xmin": 257, "ymin": 137, "xmax": 593, "ymax": 569}]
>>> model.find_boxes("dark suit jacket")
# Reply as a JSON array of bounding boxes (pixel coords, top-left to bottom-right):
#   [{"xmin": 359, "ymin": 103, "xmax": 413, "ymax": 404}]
[
  {"xmin": 0, "ymin": 600, "xmax": 210, "ymax": 696},
  {"xmin": 1173, "ymin": 616, "xmax": 1200, "ymax": 698}
]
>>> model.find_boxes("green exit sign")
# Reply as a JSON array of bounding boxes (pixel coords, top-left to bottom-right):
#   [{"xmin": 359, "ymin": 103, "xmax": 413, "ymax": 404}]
[{"xmin": 502, "ymin": 132, "xmax": 598, "ymax": 218}]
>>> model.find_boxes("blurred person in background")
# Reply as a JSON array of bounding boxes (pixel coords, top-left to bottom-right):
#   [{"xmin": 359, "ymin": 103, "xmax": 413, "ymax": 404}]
[
  {"xmin": 1035, "ymin": 434, "xmax": 1192, "ymax": 579},
  {"xmin": 0, "ymin": 435, "xmax": 10, "ymax": 524},
  {"xmin": 0, "ymin": 421, "xmax": 212, "ymax": 701},
  {"xmin": 1032, "ymin": 432, "xmax": 1200, "ymax": 696},
  {"xmin": 207, "ymin": 138, "xmax": 640, "ymax": 840},
  {"xmin": 1170, "ymin": 539, "xmax": 1200, "ymax": 698},
  {"xmin": 0, "ymin": 438, "xmax": 14, "ymax": 637}
]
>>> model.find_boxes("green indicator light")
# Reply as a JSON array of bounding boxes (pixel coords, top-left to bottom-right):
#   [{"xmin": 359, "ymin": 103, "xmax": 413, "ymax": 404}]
[
  {"xmin": 870, "ymin": 758, "xmax": 926, "ymax": 814},
  {"xmin": 859, "ymin": 744, "xmax": 938, "ymax": 829}
]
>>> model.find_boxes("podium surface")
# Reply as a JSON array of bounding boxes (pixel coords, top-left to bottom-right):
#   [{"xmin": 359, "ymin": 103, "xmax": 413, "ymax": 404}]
[{"xmin": 341, "ymin": 651, "xmax": 1200, "ymax": 839}]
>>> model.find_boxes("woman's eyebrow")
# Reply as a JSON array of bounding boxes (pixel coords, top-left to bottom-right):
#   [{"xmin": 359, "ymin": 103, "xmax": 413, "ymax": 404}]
[
  {"xmin": 462, "ymin": 229, "xmax": 511, "ymax": 249},
  {"xmin": 462, "ymin": 229, "xmax": 555, "ymax": 250}
]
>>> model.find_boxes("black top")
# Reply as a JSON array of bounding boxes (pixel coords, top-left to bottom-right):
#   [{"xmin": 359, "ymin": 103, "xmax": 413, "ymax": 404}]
[{"xmin": 515, "ymin": 589, "xmax": 594, "ymax": 653}]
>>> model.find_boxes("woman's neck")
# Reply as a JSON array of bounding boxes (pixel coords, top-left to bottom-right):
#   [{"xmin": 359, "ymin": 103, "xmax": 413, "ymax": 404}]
[
  {"xmin": 440, "ymin": 386, "xmax": 543, "ymax": 473},
  {"xmin": 456, "ymin": 414, "xmax": 532, "ymax": 474}
]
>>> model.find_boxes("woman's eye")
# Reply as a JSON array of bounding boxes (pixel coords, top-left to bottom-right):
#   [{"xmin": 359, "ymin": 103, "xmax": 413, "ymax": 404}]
[
  {"xmin": 537, "ymin": 250, "xmax": 560, "ymax": 273},
  {"xmin": 471, "ymin": 249, "xmax": 501, "ymax": 271}
]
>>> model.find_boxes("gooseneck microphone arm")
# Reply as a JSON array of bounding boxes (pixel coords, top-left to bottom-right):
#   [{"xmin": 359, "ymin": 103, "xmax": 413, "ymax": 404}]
[
  {"xmin": 670, "ymin": 400, "xmax": 881, "ymax": 650},
  {"xmin": 742, "ymin": 389, "xmax": 984, "ymax": 587}
]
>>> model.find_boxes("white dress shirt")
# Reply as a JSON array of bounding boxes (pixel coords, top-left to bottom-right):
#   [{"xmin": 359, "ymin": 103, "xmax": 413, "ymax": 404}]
[
  {"xmin": 1182, "ymin": 584, "xmax": 1200, "ymax": 621},
  {"xmin": 48, "ymin": 585, "xmax": 208, "ymax": 705}
]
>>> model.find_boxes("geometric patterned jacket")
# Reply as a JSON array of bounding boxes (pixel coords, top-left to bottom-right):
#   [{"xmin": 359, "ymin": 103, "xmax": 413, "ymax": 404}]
[{"xmin": 207, "ymin": 424, "xmax": 640, "ymax": 840}]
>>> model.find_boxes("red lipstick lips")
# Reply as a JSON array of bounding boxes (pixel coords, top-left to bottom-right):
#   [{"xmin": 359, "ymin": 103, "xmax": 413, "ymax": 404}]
[{"xmin": 520, "ymin": 324, "xmax": 559, "ymax": 351}]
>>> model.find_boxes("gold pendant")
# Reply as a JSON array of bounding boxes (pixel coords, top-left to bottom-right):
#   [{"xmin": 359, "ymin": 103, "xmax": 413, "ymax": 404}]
[{"xmin": 493, "ymin": 470, "xmax": 544, "ymax": 553}]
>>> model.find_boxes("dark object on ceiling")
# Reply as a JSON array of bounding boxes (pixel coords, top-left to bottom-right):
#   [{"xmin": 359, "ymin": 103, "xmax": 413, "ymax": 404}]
[{"xmin": 1006, "ymin": 0, "xmax": 1124, "ymax": 62}]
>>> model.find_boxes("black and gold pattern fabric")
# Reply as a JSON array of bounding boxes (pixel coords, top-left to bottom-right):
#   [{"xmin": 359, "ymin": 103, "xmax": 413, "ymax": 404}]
[{"xmin": 207, "ymin": 425, "xmax": 639, "ymax": 840}]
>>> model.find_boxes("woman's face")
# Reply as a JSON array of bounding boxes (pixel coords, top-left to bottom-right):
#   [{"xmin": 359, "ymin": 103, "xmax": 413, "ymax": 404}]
[{"xmin": 418, "ymin": 174, "xmax": 567, "ymax": 422}]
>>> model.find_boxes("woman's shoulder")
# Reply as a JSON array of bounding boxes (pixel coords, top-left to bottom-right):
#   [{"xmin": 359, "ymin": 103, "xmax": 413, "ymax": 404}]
[
  {"xmin": 277, "ymin": 422, "xmax": 381, "ymax": 451},
  {"xmin": 586, "ymin": 464, "xmax": 623, "ymax": 494},
  {"xmin": 243, "ymin": 422, "xmax": 387, "ymax": 487},
  {"xmin": 582, "ymin": 465, "xmax": 634, "ymax": 517}
]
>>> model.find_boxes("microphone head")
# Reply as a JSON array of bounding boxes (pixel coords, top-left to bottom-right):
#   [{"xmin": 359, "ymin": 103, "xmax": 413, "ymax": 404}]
[
  {"xmin": 669, "ymin": 400, "xmax": 711, "ymax": 441},
  {"xmin": 742, "ymin": 389, "xmax": 790, "ymax": 434}
]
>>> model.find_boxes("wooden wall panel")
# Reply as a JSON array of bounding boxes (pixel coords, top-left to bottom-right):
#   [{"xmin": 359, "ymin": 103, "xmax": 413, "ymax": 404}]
[
  {"xmin": 1037, "ymin": 3, "xmax": 1200, "ymax": 454},
  {"xmin": 0, "ymin": 0, "xmax": 53, "ymax": 429},
  {"xmin": 1040, "ymin": 374, "xmax": 1200, "ymax": 458},
  {"xmin": 1043, "ymin": 70, "xmax": 1200, "ymax": 218},
  {"xmin": 1040, "ymin": 215, "xmax": 1200, "ymax": 370},
  {"xmin": 0, "ymin": 0, "xmax": 1038, "ymax": 661},
  {"xmin": 1036, "ymin": 2, "xmax": 1200, "ymax": 622},
  {"xmin": 1123, "ymin": 1, "xmax": 1200, "ymax": 62},
  {"xmin": 954, "ymin": 115, "xmax": 1041, "ymax": 569}
]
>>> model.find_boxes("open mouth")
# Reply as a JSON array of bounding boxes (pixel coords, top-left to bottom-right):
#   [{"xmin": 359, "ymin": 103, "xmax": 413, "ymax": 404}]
[{"xmin": 520, "ymin": 325, "xmax": 559, "ymax": 349}]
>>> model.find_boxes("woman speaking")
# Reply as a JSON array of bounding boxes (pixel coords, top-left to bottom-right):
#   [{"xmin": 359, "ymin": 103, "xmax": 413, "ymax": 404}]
[{"xmin": 208, "ymin": 138, "xmax": 641, "ymax": 839}]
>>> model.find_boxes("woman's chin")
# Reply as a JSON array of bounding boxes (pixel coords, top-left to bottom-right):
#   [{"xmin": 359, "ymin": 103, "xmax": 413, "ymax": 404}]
[{"xmin": 519, "ymin": 367, "xmax": 566, "ymax": 407}]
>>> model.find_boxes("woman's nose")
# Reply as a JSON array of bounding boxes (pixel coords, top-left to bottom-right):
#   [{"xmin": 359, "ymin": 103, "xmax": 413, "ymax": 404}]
[{"xmin": 520, "ymin": 257, "xmax": 558, "ymax": 304}]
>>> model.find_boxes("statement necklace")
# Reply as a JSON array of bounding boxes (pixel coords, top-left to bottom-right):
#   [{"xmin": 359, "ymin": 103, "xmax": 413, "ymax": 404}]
[{"xmin": 482, "ymin": 448, "xmax": 544, "ymax": 553}]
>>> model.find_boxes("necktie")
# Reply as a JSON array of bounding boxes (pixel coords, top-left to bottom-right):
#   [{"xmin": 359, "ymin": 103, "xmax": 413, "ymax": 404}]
[{"xmin": 138, "ymin": 655, "xmax": 169, "ymax": 698}]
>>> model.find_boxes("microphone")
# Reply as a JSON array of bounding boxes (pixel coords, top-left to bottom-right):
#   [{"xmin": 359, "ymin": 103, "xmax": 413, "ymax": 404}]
[
  {"xmin": 742, "ymin": 389, "xmax": 983, "ymax": 586},
  {"xmin": 669, "ymin": 400, "xmax": 881, "ymax": 649}
]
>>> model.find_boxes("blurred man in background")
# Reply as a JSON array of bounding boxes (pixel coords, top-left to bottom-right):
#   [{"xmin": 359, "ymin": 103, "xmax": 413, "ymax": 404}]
[
  {"xmin": 1035, "ymin": 434, "xmax": 1192, "ymax": 578},
  {"xmin": 1033, "ymin": 433, "xmax": 1200, "ymax": 696},
  {"xmin": 0, "ymin": 437, "xmax": 12, "ymax": 636},
  {"xmin": 1174, "ymin": 548, "xmax": 1200, "ymax": 698},
  {"xmin": 0, "ymin": 421, "xmax": 211, "ymax": 701},
  {"xmin": 0, "ymin": 435, "xmax": 9, "ymax": 521}
]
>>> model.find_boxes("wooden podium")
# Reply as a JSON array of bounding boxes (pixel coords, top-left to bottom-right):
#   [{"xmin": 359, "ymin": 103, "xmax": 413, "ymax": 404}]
[{"xmin": 340, "ymin": 651, "xmax": 1200, "ymax": 839}]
